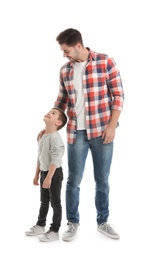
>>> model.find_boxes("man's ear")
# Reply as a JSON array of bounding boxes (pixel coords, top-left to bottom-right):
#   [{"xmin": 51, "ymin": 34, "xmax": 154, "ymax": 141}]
[{"xmin": 76, "ymin": 42, "xmax": 81, "ymax": 50}]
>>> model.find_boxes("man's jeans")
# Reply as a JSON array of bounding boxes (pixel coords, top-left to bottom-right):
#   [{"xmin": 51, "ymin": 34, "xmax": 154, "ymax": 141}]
[
  {"xmin": 36, "ymin": 167, "xmax": 63, "ymax": 232},
  {"xmin": 66, "ymin": 130, "xmax": 113, "ymax": 225}
]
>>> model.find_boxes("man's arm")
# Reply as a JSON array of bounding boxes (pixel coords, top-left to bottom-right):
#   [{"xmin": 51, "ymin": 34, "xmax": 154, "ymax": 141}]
[
  {"xmin": 102, "ymin": 57, "xmax": 124, "ymax": 144},
  {"xmin": 102, "ymin": 109, "xmax": 121, "ymax": 144},
  {"xmin": 37, "ymin": 129, "xmax": 46, "ymax": 141}
]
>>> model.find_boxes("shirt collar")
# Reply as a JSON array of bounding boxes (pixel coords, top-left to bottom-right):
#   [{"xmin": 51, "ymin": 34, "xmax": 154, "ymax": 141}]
[{"xmin": 69, "ymin": 48, "xmax": 96, "ymax": 67}]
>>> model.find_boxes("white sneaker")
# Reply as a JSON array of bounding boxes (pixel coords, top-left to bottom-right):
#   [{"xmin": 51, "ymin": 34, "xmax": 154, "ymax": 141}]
[
  {"xmin": 62, "ymin": 222, "xmax": 79, "ymax": 242},
  {"xmin": 25, "ymin": 225, "xmax": 45, "ymax": 236},
  {"xmin": 97, "ymin": 222, "xmax": 120, "ymax": 239},
  {"xmin": 39, "ymin": 230, "xmax": 59, "ymax": 242}
]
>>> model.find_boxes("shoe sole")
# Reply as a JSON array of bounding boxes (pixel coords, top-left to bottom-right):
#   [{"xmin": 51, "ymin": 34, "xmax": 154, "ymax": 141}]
[
  {"xmin": 25, "ymin": 231, "xmax": 45, "ymax": 236},
  {"xmin": 39, "ymin": 238, "xmax": 59, "ymax": 242},
  {"xmin": 62, "ymin": 234, "xmax": 76, "ymax": 242},
  {"xmin": 97, "ymin": 229, "xmax": 120, "ymax": 239}
]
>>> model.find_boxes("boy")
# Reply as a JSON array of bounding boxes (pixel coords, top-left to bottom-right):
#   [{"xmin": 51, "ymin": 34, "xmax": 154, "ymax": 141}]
[{"xmin": 25, "ymin": 108, "xmax": 67, "ymax": 242}]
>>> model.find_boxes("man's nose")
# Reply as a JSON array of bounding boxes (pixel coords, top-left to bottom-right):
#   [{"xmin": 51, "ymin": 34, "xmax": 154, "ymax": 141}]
[{"xmin": 63, "ymin": 53, "xmax": 68, "ymax": 57}]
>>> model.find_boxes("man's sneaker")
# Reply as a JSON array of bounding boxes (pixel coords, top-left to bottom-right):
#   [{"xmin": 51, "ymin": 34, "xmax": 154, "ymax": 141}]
[
  {"xmin": 62, "ymin": 222, "xmax": 79, "ymax": 242},
  {"xmin": 97, "ymin": 222, "xmax": 120, "ymax": 239},
  {"xmin": 25, "ymin": 225, "xmax": 45, "ymax": 236},
  {"xmin": 39, "ymin": 230, "xmax": 59, "ymax": 242}
]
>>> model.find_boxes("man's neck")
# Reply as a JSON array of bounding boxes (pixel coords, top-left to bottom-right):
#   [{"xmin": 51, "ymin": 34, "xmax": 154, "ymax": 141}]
[{"xmin": 76, "ymin": 48, "xmax": 89, "ymax": 62}]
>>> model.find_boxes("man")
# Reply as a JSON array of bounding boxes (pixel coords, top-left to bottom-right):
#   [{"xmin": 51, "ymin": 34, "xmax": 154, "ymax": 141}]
[{"xmin": 54, "ymin": 28, "xmax": 124, "ymax": 241}]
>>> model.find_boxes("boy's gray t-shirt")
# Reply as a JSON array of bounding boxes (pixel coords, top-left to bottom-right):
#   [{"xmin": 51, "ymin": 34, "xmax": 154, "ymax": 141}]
[{"xmin": 37, "ymin": 131, "xmax": 65, "ymax": 171}]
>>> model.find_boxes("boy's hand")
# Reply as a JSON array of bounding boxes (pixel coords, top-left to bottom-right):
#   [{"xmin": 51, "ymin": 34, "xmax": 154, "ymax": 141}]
[
  {"xmin": 42, "ymin": 177, "xmax": 51, "ymax": 189},
  {"xmin": 33, "ymin": 176, "xmax": 39, "ymax": 186}
]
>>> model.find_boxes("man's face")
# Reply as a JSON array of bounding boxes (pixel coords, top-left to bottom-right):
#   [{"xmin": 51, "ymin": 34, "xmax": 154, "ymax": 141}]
[{"xmin": 60, "ymin": 43, "xmax": 80, "ymax": 62}]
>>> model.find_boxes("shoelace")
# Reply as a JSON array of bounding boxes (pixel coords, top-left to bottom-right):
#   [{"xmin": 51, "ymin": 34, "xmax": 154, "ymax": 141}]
[
  {"xmin": 101, "ymin": 222, "xmax": 114, "ymax": 231},
  {"xmin": 31, "ymin": 225, "xmax": 37, "ymax": 230},
  {"xmin": 44, "ymin": 230, "xmax": 53, "ymax": 237},
  {"xmin": 45, "ymin": 230, "xmax": 54, "ymax": 235},
  {"xmin": 67, "ymin": 223, "xmax": 76, "ymax": 232}
]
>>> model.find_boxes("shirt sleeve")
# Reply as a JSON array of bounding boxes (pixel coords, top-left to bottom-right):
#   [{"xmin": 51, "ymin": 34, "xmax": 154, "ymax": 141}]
[
  {"xmin": 106, "ymin": 57, "xmax": 124, "ymax": 111},
  {"xmin": 49, "ymin": 135, "xmax": 65, "ymax": 167},
  {"xmin": 54, "ymin": 69, "xmax": 68, "ymax": 111}
]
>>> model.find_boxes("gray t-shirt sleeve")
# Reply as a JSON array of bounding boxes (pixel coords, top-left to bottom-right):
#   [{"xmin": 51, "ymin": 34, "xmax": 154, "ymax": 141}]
[{"xmin": 49, "ymin": 132, "xmax": 65, "ymax": 167}]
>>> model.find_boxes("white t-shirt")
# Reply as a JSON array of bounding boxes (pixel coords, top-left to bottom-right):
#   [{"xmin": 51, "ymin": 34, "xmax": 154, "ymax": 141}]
[{"xmin": 73, "ymin": 60, "xmax": 87, "ymax": 130}]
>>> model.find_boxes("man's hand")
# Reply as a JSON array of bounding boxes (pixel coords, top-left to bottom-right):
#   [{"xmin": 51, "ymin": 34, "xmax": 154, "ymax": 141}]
[
  {"xmin": 102, "ymin": 124, "xmax": 116, "ymax": 144},
  {"xmin": 37, "ymin": 129, "xmax": 45, "ymax": 141}
]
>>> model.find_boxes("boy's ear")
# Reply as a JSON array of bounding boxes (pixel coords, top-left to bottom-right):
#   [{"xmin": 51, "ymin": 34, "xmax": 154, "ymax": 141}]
[{"xmin": 56, "ymin": 120, "xmax": 62, "ymax": 127}]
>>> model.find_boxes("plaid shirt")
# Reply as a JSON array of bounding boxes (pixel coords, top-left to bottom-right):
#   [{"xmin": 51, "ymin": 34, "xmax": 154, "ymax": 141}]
[{"xmin": 54, "ymin": 48, "xmax": 124, "ymax": 144}]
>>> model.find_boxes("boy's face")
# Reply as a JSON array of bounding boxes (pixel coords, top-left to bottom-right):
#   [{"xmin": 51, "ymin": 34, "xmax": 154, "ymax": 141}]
[{"xmin": 43, "ymin": 109, "xmax": 61, "ymax": 127}]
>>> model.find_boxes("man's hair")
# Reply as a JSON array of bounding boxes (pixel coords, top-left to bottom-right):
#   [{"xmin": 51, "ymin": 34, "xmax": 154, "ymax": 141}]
[
  {"xmin": 53, "ymin": 108, "xmax": 67, "ymax": 130},
  {"xmin": 56, "ymin": 28, "xmax": 83, "ymax": 46}
]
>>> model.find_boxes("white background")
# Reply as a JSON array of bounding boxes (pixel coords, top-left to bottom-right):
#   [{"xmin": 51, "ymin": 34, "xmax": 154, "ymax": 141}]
[{"xmin": 0, "ymin": 0, "xmax": 158, "ymax": 259}]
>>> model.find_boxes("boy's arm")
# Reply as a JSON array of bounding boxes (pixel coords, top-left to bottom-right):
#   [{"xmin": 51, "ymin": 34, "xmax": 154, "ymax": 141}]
[
  {"xmin": 42, "ymin": 164, "xmax": 57, "ymax": 189},
  {"xmin": 33, "ymin": 164, "xmax": 40, "ymax": 186}
]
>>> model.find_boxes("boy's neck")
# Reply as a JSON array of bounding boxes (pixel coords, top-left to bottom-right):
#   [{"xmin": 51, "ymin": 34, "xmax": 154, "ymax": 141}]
[{"xmin": 45, "ymin": 125, "xmax": 58, "ymax": 134}]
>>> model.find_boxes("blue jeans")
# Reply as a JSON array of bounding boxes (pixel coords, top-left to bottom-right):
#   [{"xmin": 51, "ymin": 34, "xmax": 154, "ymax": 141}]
[{"xmin": 66, "ymin": 130, "xmax": 113, "ymax": 225}]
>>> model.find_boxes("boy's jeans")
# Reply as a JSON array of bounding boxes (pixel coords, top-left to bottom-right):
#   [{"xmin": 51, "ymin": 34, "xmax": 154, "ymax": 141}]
[
  {"xmin": 66, "ymin": 130, "xmax": 113, "ymax": 225},
  {"xmin": 37, "ymin": 167, "xmax": 63, "ymax": 232}
]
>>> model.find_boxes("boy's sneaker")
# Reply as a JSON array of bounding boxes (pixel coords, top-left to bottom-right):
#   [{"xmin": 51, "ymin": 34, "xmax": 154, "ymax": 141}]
[
  {"xmin": 62, "ymin": 222, "xmax": 79, "ymax": 242},
  {"xmin": 97, "ymin": 222, "xmax": 120, "ymax": 239},
  {"xmin": 25, "ymin": 225, "xmax": 45, "ymax": 236},
  {"xmin": 39, "ymin": 230, "xmax": 59, "ymax": 242}
]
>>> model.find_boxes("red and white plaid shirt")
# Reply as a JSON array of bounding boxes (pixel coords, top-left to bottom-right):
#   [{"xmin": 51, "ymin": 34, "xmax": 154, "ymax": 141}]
[{"xmin": 54, "ymin": 48, "xmax": 124, "ymax": 144}]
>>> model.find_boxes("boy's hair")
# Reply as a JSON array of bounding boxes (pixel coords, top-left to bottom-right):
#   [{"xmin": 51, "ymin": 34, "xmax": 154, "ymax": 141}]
[
  {"xmin": 56, "ymin": 28, "xmax": 83, "ymax": 47},
  {"xmin": 53, "ymin": 108, "xmax": 67, "ymax": 130}
]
